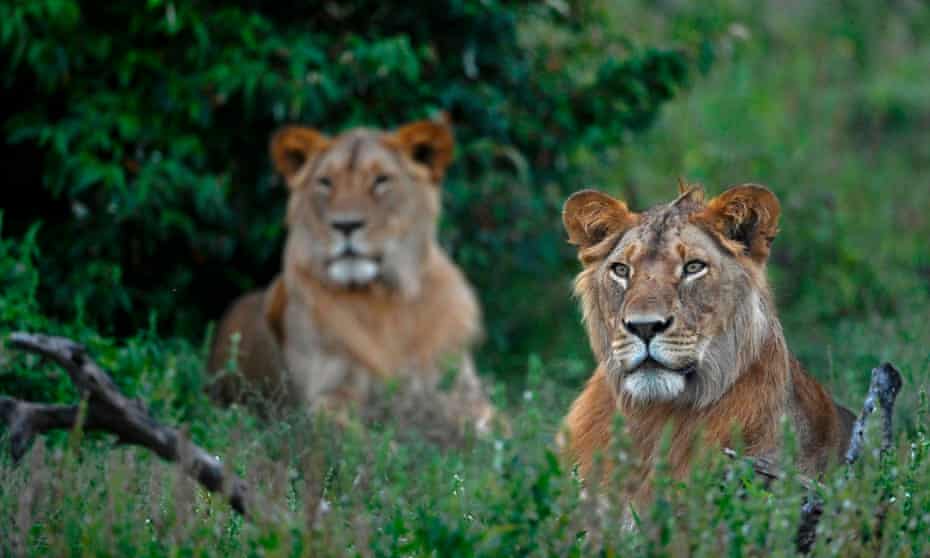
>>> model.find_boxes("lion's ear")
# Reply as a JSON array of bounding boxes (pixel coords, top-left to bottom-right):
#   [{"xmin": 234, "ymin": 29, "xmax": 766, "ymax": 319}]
[
  {"xmin": 389, "ymin": 115, "xmax": 455, "ymax": 183},
  {"xmin": 562, "ymin": 190, "xmax": 638, "ymax": 250},
  {"xmin": 270, "ymin": 126, "xmax": 331, "ymax": 185},
  {"xmin": 700, "ymin": 184, "xmax": 780, "ymax": 264}
]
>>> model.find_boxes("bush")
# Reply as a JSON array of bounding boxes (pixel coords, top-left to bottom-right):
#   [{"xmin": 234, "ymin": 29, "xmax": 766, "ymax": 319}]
[
  {"xmin": 0, "ymin": 219, "xmax": 211, "ymax": 418},
  {"xmin": 0, "ymin": 1, "xmax": 691, "ymax": 378}
]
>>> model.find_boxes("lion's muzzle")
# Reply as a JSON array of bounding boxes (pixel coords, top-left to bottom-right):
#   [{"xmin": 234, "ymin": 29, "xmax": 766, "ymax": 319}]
[
  {"xmin": 326, "ymin": 218, "xmax": 381, "ymax": 286},
  {"xmin": 609, "ymin": 317, "xmax": 698, "ymax": 403}
]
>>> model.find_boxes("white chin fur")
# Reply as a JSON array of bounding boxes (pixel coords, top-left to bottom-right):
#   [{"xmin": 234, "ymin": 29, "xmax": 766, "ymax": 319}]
[
  {"xmin": 328, "ymin": 258, "xmax": 379, "ymax": 285},
  {"xmin": 622, "ymin": 370, "xmax": 686, "ymax": 402}
]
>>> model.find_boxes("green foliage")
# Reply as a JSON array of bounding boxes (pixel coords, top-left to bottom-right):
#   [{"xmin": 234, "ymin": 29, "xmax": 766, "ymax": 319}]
[
  {"xmin": 0, "ymin": 221, "xmax": 209, "ymax": 415},
  {"xmin": 0, "ymin": 217, "xmax": 42, "ymax": 329},
  {"xmin": 0, "ymin": 0, "xmax": 689, "ymax": 378}
]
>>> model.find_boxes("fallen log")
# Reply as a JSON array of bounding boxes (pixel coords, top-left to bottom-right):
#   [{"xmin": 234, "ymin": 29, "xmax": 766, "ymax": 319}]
[{"xmin": 0, "ymin": 332, "xmax": 251, "ymax": 517}]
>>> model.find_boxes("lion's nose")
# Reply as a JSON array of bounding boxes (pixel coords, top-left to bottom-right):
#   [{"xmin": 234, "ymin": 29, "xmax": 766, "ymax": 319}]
[
  {"xmin": 330, "ymin": 218, "xmax": 365, "ymax": 236},
  {"xmin": 624, "ymin": 316, "xmax": 673, "ymax": 342}
]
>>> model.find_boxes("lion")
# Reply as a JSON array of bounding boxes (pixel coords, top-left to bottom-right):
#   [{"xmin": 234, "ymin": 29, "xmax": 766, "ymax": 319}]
[
  {"xmin": 559, "ymin": 182, "xmax": 855, "ymax": 501},
  {"xmin": 207, "ymin": 116, "xmax": 496, "ymax": 435}
]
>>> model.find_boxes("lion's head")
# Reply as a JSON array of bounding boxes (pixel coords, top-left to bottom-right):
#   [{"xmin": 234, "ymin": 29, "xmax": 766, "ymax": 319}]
[
  {"xmin": 563, "ymin": 183, "xmax": 783, "ymax": 409},
  {"xmin": 270, "ymin": 117, "xmax": 454, "ymax": 297}
]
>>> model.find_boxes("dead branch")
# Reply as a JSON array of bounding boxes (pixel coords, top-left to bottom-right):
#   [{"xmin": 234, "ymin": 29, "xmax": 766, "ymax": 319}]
[
  {"xmin": 845, "ymin": 362, "xmax": 902, "ymax": 464},
  {"xmin": 724, "ymin": 361, "xmax": 903, "ymax": 554},
  {"xmin": 0, "ymin": 332, "xmax": 251, "ymax": 517}
]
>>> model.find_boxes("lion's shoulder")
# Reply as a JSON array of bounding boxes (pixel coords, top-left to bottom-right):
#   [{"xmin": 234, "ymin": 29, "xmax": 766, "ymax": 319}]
[{"xmin": 207, "ymin": 287, "xmax": 289, "ymax": 408}]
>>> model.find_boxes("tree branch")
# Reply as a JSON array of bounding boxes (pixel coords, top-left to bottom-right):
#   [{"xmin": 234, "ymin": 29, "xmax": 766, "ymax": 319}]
[
  {"xmin": 1, "ymin": 332, "xmax": 251, "ymax": 517},
  {"xmin": 845, "ymin": 362, "xmax": 902, "ymax": 464}
]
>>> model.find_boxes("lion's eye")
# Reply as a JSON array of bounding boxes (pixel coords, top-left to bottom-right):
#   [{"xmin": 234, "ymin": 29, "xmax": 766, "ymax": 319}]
[
  {"xmin": 683, "ymin": 260, "xmax": 707, "ymax": 276},
  {"xmin": 316, "ymin": 176, "xmax": 333, "ymax": 192},
  {"xmin": 610, "ymin": 262, "xmax": 630, "ymax": 281},
  {"xmin": 372, "ymin": 174, "xmax": 391, "ymax": 195}
]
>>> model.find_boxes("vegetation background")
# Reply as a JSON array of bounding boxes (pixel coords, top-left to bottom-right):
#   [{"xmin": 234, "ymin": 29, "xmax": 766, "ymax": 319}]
[{"xmin": 1, "ymin": 0, "xmax": 928, "ymax": 556}]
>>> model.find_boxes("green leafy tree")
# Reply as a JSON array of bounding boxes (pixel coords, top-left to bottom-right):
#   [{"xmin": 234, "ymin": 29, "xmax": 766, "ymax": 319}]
[{"xmin": 1, "ymin": 0, "xmax": 689, "ymax": 377}]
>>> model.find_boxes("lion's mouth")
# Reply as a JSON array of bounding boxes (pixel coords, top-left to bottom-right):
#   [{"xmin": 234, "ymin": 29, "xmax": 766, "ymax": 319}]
[
  {"xmin": 631, "ymin": 357, "xmax": 696, "ymax": 376},
  {"xmin": 326, "ymin": 252, "xmax": 382, "ymax": 287}
]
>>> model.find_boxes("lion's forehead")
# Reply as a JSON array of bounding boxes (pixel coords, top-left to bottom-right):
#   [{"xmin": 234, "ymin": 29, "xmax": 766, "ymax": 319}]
[
  {"xmin": 613, "ymin": 209, "xmax": 720, "ymax": 267},
  {"xmin": 316, "ymin": 131, "xmax": 401, "ymax": 176},
  {"xmin": 288, "ymin": 130, "xmax": 440, "ymax": 231}
]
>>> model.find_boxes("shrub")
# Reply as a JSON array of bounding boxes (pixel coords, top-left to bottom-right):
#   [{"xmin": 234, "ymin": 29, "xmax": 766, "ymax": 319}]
[{"xmin": 0, "ymin": 1, "xmax": 690, "ymax": 378}]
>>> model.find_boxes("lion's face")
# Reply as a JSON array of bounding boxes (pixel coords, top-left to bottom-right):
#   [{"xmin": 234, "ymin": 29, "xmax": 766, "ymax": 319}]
[
  {"xmin": 270, "ymin": 119, "xmax": 454, "ymax": 296},
  {"xmin": 563, "ymin": 185, "xmax": 782, "ymax": 408}
]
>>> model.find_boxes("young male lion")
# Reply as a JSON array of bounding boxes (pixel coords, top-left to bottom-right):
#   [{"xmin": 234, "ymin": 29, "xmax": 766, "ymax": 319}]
[
  {"xmin": 208, "ymin": 117, "xmax": 495, "ymax": 434},
  {"xmin": 560, "ymin": 183, "xmax": 855, "ymax": 498}
]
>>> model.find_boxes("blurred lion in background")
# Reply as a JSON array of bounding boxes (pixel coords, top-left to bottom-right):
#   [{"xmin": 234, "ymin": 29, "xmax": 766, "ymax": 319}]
[
  {"xmin": 559, "ymin": 182, "xmax": 855, "ymax": 503},
  {"xmin": 208, "ymin": 116, "xmax": 497, "ymax": 438}
]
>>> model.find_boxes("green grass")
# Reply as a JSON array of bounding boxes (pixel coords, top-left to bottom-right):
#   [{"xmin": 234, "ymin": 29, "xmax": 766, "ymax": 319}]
[
  {"xmin": 1, "ymin": 348, "xmax": 928, "ymax": 556},
  {"xmin": 2, "ymin": 0, "xmax": 930, "ymax": 556}
]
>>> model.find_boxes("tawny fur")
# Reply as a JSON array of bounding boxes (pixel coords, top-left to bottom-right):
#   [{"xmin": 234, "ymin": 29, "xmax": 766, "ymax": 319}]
[
  {"xmin": 210, "ymin": 289, "xmax": 290, "ymax": 412},
  {"xmin": 560, "ymin": 184, "xmax": 854, "ymax": 504},
  {"xmin": 208, "ymin": 118, "xmax": 494, "ymax": 432},
  {"xmin": 290, "ymin": 249, "xmax": 479, "ymax": 376}
]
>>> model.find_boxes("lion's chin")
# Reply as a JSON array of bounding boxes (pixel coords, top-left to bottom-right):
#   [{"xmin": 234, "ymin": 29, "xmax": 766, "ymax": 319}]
[{"xmin": 621, "ymin": 369, "xmax": 686, "ymax": 403}]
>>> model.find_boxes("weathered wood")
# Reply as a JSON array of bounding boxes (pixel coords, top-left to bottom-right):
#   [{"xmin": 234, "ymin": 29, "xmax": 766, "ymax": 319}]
[
  {"xmin": 845, "ymin": 362, "xmax": 902, "ymax": 464},
  {"xmin": 1, "ymin": 332, "xmax": 251, "ymax": 517}
]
